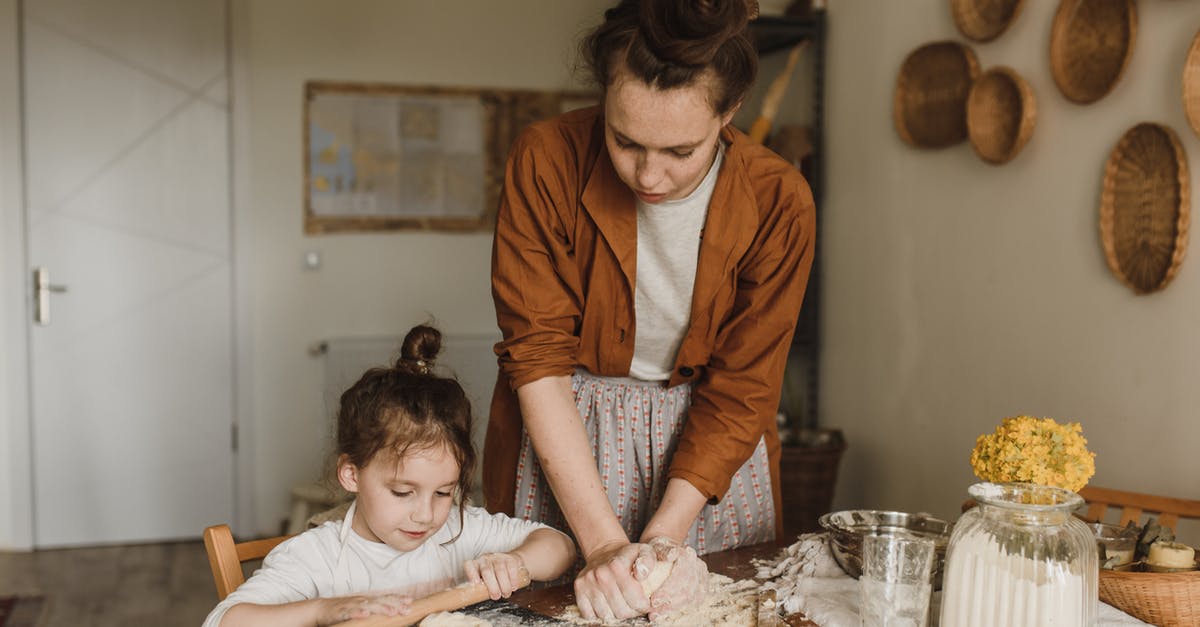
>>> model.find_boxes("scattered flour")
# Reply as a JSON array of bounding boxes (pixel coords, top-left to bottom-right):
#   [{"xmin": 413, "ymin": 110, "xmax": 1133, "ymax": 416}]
[
  {"xmin": 754, "ymin": 532, "xmax": 860, "ymax": 627},
  {"xmin": 420, "ymin": 611, "xmax": 494, "ymax": 626}
]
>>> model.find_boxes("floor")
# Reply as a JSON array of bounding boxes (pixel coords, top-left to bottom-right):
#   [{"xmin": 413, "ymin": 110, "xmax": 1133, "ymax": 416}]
[{"xmin": 0, "ymin": 541, "xmax": 218, "ymax": 626}]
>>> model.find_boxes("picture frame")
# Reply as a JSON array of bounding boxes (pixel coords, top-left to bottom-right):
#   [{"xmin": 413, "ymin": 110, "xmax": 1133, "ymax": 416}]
[{"xmin": 304, "ymin": 80, "xmax": 596, "ymax": 234}]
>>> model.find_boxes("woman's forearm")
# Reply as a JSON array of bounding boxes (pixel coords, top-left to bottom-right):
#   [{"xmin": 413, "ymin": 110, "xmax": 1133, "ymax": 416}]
[
  {"xmin": 639, "ymin": 478, "xmax": 707, "ymax": 544},
  {"xmin": 516, "ymin": 376, "xmax": 628, "ymax": 556}
]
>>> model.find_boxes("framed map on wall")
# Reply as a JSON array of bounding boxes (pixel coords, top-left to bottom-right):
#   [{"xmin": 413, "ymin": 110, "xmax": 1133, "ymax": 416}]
[{"xmin": 304, "ymin": 81, "xmax": 596, "ymax": 234}]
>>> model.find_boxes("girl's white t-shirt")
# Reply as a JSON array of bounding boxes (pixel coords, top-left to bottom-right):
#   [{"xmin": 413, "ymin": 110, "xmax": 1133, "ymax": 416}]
[{"xmin": 202, "ymin": 501, "xmax": 554, "ymax": 627}]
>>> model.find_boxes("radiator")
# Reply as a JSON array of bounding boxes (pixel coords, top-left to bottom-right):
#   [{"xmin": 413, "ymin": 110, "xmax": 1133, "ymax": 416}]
[{"xmin": 312, "ymin": 332, "xmax": 500, "ymax": 503}]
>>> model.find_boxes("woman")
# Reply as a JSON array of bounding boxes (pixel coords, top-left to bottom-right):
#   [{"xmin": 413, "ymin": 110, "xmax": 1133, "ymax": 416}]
[{"xmin": 484, "ymin": 0, "xmax": 815, "ymax": 620}]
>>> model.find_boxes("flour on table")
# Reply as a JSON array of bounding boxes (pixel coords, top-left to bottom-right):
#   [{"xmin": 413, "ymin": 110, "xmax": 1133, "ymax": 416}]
[
  {"xmin": 754, "ymin": 532, "xmax": 860, "ymax": 626},
  {"xmin": 557, "ymin": 573, "xmax": 759, "ymax": 625},
  {"xmin": 420, "ymin": 611, "xmax": 493, "ymax": 626}
]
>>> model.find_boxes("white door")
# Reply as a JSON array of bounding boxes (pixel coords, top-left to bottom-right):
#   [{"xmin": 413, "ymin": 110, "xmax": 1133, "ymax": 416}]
[{"xmin": 23, "ymin": 0, "xmax": 234, "ymax": 546}]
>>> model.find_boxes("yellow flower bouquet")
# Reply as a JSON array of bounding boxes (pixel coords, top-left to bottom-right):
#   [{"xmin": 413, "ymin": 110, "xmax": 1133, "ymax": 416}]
[{"xmin": 970, "ymin": 415, "xmax": 1096, "ymax": 492}]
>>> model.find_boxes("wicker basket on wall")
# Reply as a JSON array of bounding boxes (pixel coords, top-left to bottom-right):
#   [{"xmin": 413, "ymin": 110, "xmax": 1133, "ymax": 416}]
[
  {"xmin": 1099, "ymin": 123, "xmax": 1190, "ymax": 294},
  {"xmin": 1050, "ymin": 0, "xmax": 1137, "ymax": 104},
  {"xmin": 966, "ymin": 67, "xmax": 1036, "ymax": 164},
  {"xmin": 1183, "ymin": 28, "xmax": 1200, "ymax": 140},
  {"xmin": 894, "ymin": 41, "xmax": 981, "ymax": 148},
  {"xmin": 951, "ymin": 0, "xmax": 1026, "ymax": 42}
]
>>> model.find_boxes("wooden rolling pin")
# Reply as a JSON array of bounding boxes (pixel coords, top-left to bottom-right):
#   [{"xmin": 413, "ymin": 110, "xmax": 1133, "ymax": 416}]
[{"xmin": 339, "ymin": 568, "xmax": 531, "ymax": 627}]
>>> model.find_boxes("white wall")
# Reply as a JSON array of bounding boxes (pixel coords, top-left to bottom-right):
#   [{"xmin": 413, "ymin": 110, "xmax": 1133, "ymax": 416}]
[
  {"xmin": 0, "ymin": 0, "xmax": 34, "ymax": 550},
  {"xmin": 236, "ymin": 0, "xmax": 612, "ymax": 535},
  {"xmin": 823, "ymin": 0, "xmax": 1200, "ymax": 534}
]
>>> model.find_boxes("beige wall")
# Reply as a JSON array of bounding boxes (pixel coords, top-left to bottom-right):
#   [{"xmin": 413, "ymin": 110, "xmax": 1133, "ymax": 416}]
[
  {"xmin": 236, "ymin": 0, "xmax": 612, "ymax": 534},
  {"xmin": 823, "ymin": 0, "xmax": 1200, "ymax": 534},
  {"xmin": 7, "ymin": 0, "xmax": 1198, "ymax": 547}
]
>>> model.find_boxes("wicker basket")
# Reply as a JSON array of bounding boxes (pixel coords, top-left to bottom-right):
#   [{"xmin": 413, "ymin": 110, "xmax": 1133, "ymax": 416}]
[
  {"xmin": 1099, "ymin": 123, "xmax": 1190, "ymax": 294},
  {"xmin": 1183, "ymin": 28, "xmax": 1200, "ymax": 140},
  {"xmin": 779, "ymin": 429, "xmax": 846, "ymax": 538},
  {"xmin": 1050, "ymin": 0, "xmax": 1137, "ymax": 104},
  {"xmin": 894, "ymin": 41, "xmax": 981, "ymax": 149},
  {"xmin": 1099, "ymin": 562, "xmax": 1200, "ymax": 627},
  {"xmin": 966, "ymin": 66, "xmax": 1036, "ymax": 164},
  {"xmin": 951, "ymin": 0, "xmax": 1026, "ymax": 42}
]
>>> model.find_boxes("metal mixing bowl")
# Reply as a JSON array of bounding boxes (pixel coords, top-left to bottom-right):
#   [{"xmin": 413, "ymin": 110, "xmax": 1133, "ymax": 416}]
[{"xmin": 818, "ymin": 510, "xmax": 953, "ymax": 588}]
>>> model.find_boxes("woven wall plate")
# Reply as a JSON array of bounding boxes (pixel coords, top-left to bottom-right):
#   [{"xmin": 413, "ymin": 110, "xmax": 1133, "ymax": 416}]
[
  {"xmin": 1100, "ymin": 123, "xmax": 1190, "ymax": 294},
  {"xmin": 1050, "ymin": 0, "xmax": 1137, "ymax": 104},
  {"xmin": 1184, "ymin": 28, "xmax": 1200, "ymax": 140},
  {"xmin": 966, "ymin": 67, "xmax": 1036, "ymax": 164},
  {"xmin": 951, "ymin": 0, "xmax": 1026, "ymax": 42},
  {"xmin": 894, "ymin": 41, "xmax": 981, "ymax": 149}
]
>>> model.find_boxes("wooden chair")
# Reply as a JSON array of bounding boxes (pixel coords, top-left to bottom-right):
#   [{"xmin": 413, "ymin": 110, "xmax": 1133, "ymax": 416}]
[
  {"xmin": 203, "ymin": 524, "xmax": 292, "ymax": 600},
  {"xmin": 1078, "ymin": 485, "xmax": 1200, "ymax": 532}
]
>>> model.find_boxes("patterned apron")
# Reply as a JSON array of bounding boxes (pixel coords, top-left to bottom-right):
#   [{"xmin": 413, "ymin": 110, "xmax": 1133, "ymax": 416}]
[{"xmin": 513, "ymin": 369, "xmax": 775, "ymax": 556}]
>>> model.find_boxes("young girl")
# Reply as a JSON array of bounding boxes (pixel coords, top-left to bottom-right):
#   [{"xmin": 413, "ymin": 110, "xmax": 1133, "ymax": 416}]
[{"xmin": 204, "ymin": 325, "xmax": 576, "ymax": 627}]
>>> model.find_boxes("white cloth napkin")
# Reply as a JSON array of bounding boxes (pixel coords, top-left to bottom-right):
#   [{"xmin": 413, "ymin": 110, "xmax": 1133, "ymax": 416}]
[{"xmin": 755, "ymin": 533, "xmax": 1151, "ymax": 627}]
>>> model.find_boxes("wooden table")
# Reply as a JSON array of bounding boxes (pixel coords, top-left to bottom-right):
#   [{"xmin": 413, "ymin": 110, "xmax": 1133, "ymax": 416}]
[{"xmin": 506, "ymin": 541, "xmax": 818, "ymax": 625}]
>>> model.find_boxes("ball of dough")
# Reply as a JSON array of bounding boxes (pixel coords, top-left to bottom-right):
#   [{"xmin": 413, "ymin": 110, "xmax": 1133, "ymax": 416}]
[{"xmin": 640, "ymin": 560, "xmax": 674, "ymax": 597}]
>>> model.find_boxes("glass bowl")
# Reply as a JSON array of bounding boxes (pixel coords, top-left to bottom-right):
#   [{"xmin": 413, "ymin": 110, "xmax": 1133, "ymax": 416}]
[
  {"xmin": 1089, "ymin": 521, "xmax": 1139, "ymax": 568},
  {"xmin": 818, "ymin": 510, "xmax": 953, "ymax": 588}
]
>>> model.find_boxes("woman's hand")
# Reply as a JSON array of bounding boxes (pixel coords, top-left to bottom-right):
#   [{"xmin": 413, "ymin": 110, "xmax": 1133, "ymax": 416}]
[
  {"xmin": 314, "ymin": 593, "xmax": 410, "ymax": 625},
  {"xmin": 574, "ymin": 540, "xmax": 651, "ymax": 621},
  {"xmin": 637, "ymin": 537, "xmax": 709, "ymax": 621},
  {"xmin": 464, "ymin": 552, "xmax": 528, "ymax": 600}
]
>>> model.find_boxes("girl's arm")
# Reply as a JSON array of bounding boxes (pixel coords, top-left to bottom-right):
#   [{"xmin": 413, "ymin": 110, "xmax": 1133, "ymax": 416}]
[
  {"xmin": 220, "ymin": 594, "xmax": 410, "ymax": 627},
  {"xmin": 516, "ymin": 376, "xmax": 650, "ymax": 618},
  {"xmin": 465, "ymin": 527, "xmax": 577, "ymax": 600}
]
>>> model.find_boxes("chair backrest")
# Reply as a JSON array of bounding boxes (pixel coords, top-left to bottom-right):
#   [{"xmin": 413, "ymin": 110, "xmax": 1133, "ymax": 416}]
[
  {"xmin": 203, "ymin": 524, "xmax": 292, "ymax": 600},
  {"xmin": 1078, "ymin": 485, "xmax": 1200, "ymax": 532}
]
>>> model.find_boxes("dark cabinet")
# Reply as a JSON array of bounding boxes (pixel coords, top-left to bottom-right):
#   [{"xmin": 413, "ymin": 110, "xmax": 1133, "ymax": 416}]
[
  {"xmin": 750, "ymin": 12, "xmax": 842, "ymax": 537},
  {"xmin": 750, "ymin": 12, "xmax": 825, "ymax": 432}
]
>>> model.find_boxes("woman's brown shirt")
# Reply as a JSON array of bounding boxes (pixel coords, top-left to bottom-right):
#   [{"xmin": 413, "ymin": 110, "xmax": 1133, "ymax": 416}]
[{"xmin": 484, "ymin": 105, "xmax": 815, "ymax": 536}]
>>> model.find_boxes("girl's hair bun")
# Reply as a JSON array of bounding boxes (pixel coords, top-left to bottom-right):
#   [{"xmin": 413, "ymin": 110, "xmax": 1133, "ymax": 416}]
[
  {"xmin": 396, "ymin": 324, "xmax": 441, "ymax": 375},
  {"xmin": 639, "ymin": 0, "xmax": 753, "ymax": 67}
]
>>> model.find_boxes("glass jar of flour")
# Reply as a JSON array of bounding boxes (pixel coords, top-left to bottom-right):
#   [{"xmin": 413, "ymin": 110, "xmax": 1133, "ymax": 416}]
[{"xmin": 940, "ymin": 482, "xmax": 1098, "ymax": 626}]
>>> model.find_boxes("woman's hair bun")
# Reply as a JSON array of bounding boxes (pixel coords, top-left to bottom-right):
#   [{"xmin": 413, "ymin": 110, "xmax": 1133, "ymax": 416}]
[
  {"xmin": 396, "ymin": 324, "xmax": 441, "ymax": 375},
  {"xmin": 638, "ymin": 0, "xmax": 753, "ymax": 67}
]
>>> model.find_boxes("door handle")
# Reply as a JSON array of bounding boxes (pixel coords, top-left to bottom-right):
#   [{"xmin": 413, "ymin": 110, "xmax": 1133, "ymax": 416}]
[{"xmin": 33, "ymin": 267, "xmax": 68, "ymax": 326}]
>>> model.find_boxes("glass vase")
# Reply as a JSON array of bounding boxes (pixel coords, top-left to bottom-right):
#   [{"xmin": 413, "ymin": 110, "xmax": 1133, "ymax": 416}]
[{"xmin": 939, "ymin": 482, "xmax": 1098, "ymax": 627}]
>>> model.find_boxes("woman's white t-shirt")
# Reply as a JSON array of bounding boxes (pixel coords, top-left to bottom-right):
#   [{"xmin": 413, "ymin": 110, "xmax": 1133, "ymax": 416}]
[{"xmin": 202, "ymin": 501, "xmax": 554, "ymax": 627}]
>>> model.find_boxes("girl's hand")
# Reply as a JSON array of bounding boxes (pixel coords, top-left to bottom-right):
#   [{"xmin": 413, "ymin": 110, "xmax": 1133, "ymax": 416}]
[
  {"xmin": 574, "ymin": 540, "xmax": 650, "ymax": 621},
  {"xmin": 314, "ymin": 593, "xmax": 410, "ymax": 626},
  {"xmin": 464, "ymin": 552, "xmax": 527, "ymax": 600}
]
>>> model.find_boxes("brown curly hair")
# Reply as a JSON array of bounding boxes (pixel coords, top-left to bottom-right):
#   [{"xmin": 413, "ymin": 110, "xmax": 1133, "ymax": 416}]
[
  {"xmin": 336, "ymin": 325, "xmax": 476, "ymax": 518},
  {"xmin": 581, "ymin": 0, "xmax": 758, "ymax": 116}
]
